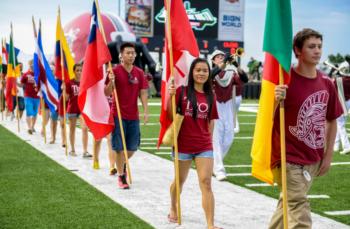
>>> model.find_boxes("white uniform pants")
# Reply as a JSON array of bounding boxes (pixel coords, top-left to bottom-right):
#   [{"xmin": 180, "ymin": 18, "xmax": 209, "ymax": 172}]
[
  {"xmin": 335, "ymin": 99, "xmax": 350, "ymax": 150},
  {"xmin": 234, "ymin": 95, "xmax": 242, "ymax": 133},
  {"xmin": 213, "ymin": 100, "xmax": 234, "ymax": 176}
]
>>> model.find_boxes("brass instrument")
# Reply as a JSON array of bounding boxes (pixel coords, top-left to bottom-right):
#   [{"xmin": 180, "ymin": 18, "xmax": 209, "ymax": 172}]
[{"xmin": 234, "ymin": 47, "xmax": 244, "ymax": 57}]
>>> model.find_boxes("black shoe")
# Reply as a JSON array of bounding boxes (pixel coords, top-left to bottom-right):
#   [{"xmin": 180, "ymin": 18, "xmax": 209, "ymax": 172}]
[{"xmin": 118, "ymin": 174, "xmax": 129, "ymax": 189}]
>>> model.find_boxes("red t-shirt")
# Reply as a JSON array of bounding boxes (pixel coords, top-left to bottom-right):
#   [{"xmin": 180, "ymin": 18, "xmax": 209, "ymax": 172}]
[
  {"xmin": 213, "ymin": 70, "xmax": 238, "ymax": 102},
  {"xmin": 342, "ymin": 77, "xmax": 350, "ymax": 101},
  {"xmin": 271, "ymin": 68, "xmax": 343, "ymax": 167},
  {"xmin": 66, "ymin": 80, "xmax": 80, "ymax": 114},
  {"xmin": 177, "ymin": 87, "xmax": 219, "ymax": 154},
  {"xmin": 21, "ymin": 70, "xmax": 39, "ymax": 99},
  {"xmin": 110, "ymin": 65, "xmax": 148, "ymax": 120}
]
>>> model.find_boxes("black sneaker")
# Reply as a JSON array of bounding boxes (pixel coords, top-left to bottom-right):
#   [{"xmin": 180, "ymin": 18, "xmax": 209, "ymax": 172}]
[{"xmin": 118, "ymin": 174, "xmax": 129, "ymax": 189}]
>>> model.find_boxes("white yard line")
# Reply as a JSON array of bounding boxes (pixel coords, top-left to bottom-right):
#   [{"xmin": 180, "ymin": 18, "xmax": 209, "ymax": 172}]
[
  {"xmin": 235, "ymin": 136, "xmax": 253, "ymax": 140},
  {"xmin": 307, "ymin": 195, "xmax": 330, "ymax": 199},
  {"xmin": 226, "ymin": 173, "xmax": 252, "ymax": 177},
  {"xmin": 324, "ymin": 211, "xmax": 350, "ymax": 216},
  {"xmin": 245, "ymin": 183, "xmax": 274, "ymax": 187},
  {"xmin": 331, "ymin": 162, "xmax": 350, "ymax": 166},
  {"xmin": 141, "ymin": 138, "xmax": 159, "ymax": 141},
  {"xmin": 1, "ymin": 118, "xmax": 348, "ymax": 229},
  {"xmin": 155, "ymin": 152, "xmax": 171, "ymax": 155},
  {"xmin": 140, "ymin": 142, "xmax": 156, "ymax": 145}
]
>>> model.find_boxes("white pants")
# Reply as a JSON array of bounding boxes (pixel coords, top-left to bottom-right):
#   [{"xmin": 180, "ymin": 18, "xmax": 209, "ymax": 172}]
[
  {"xmin": 234, "ymin": 95, "xmax": 242, "ymax": 133},
  {"xmin": 335, "ymin": 99, "xmax": 350, "ymax": 150},
  {"xmin": 213, "ymin": 100, "xmax": 234, "ymax": 176}
]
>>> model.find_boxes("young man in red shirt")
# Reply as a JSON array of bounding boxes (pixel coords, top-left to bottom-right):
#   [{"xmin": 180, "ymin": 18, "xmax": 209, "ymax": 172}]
[
  {"xmin": 269, "ymin": 28, "xmax": 343, "ymax": 228},
  {"xmin": 21, "ymin": 60, "xmax": 40, "ymax": 134},
  {"xmin": 105, "ymin": 42, "xmax": 149, "ymax": 189}
]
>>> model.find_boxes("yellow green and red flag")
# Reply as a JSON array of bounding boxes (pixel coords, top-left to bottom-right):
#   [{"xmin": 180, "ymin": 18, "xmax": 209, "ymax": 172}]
[{"xmin": 251, "ymin": 0, "xmax": 292, "ymax": 184}]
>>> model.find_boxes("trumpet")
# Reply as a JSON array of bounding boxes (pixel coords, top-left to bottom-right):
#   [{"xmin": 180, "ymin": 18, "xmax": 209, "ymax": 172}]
[
  {"xmin": 234, "ymin": 47, "xmax": 244, "ymax": 57},
  {"xmin": 324, "ymin": 59, "xmax": 350, "ymax": 76}
]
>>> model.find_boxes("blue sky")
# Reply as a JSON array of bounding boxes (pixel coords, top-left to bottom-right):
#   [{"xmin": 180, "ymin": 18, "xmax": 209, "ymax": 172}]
[{"xmin": 0, "ymin": 0, "xmax": 349, "ymax": 68}]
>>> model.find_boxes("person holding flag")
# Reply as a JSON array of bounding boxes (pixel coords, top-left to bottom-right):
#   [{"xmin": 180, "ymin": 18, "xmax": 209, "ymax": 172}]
[
  {"xmin": 63, "ymin": 63, "xmax": 91, "ymax": 158},
  {"xmin": 55, "ymin": 6, "xmax": 75, "ymax": 151},
  {"xmin": 167, "ymin": 58, "xmax": 220, "ymax": 229},
  {"xmin": 269, "ymin": 28, "xmax": 343, "ymax": 228},
  {"xmin": 12, "ymin": 62, "xmax": 25, "ymax": 120},
  {"xmin": 105, "ymin": 42, "xmax": 149, "ymax": 189},
  {"xmin": 21, "ymin": 60, "xmax": 40, "ymax": 134}
]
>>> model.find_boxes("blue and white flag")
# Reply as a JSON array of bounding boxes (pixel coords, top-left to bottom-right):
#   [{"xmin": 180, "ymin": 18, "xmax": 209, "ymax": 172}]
[{"xmin": 34, "ymin": 25, "xmax": 60, "ymax": 113}]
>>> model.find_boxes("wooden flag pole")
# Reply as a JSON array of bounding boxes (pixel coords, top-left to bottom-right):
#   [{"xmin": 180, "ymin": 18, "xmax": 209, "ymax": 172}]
[
  {"xmin": 95, "ymin": 0, "xmax": 132, "ymax": 185},
  {"xmin": 58, "ymin": 7, "xmax": 68, "ymax": 156},
  {"xmin": 279, "ymin": 65, "xmax": 288, "ymax": 229},
  {"xmin": 165, "ymin": 0, "xmax": 181, "ymax": 224},
  {"xmin": 10, "ymin": 23, "xmax": 20, "ymax": 132}
]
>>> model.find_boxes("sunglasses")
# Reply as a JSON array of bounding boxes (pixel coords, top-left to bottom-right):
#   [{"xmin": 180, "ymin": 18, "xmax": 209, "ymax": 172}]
[{"xmin": 128, "ymin": 73, "xmax": 138, "ymax": 84}]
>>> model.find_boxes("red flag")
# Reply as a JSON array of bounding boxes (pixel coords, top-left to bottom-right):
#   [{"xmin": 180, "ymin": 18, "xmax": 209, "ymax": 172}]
[
  {"xmin": 157, "ymin": 0, "xmax": 199, "ymax": 147},
  {"xmin": 78, "ymin": 1, "xmax": 114, "ymax": 140}
]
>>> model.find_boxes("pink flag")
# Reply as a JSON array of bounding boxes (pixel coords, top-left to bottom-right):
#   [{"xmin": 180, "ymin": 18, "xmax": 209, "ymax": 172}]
[
  {"xmin": 157, "ymin": 0, "xmax": 199, "ymax": 146},
  {"xmin": 78, "ymin": 1, "xmax": 114, "ymax": 140}
]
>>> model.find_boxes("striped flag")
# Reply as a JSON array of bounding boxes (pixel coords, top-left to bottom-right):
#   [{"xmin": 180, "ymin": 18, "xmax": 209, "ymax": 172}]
[
  {"xmin": 33, "ymin": 23, "xmax": 60, "ymax": 113},
  {"xmin": 250, "ymin": 0, "xmax": 292, "ymax": 184},
  {"xmin": 55, "ymin": 9, "xmax": 75, "ymax": 83}
]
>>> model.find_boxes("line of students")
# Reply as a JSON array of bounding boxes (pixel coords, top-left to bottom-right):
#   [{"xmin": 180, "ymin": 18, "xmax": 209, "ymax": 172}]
[{"xmin": 0, "ymin": 28, "xmax": 345, "ymax": 229}]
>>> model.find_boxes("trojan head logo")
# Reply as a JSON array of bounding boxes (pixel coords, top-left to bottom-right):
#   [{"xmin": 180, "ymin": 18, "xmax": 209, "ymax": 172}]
[
  {"xmin": 289, "ymin": 90, "xmax": 329, "ymax": 149},
  {"xmin": 155, "ymin": 1, "xmax": 217, "ymax": 31}
]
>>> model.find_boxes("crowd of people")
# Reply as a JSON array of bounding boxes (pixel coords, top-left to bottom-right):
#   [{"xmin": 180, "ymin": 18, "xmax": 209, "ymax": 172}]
[{"xmin": 0, "ymin": 28, "xmax": 349, "ymax": 229}]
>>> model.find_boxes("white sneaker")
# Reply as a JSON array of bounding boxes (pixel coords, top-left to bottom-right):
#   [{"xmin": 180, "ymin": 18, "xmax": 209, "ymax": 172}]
[
  {"xmin": 340, "ymin": 148, "xmax": 350, "ymax": 155},
  {"xmin": 234, "ymin": 128, "xmax": 239, "ymax": 134},
  {"xmin": 333, "ymin": 144, "xmax": 340, "ymax": 152},
  {"xmin": 215, "ymin": 173, "xmax": 227, "ymax": 181}
]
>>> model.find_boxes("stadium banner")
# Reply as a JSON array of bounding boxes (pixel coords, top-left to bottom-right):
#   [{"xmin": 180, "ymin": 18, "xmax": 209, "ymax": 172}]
[
  {"xmin": 125, "ymin": 0, "xmax": 154, "ymax": 37},
  {"xmin": 218, "ymin": 0, "xmax": 245, "ymax": 42}
]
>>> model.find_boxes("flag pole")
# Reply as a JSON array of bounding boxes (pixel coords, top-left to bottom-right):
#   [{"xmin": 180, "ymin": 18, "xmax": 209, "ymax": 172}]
[
  {"xmin": 165, "ymin": 0, "xmax": 181, "ymax": 224},
  {"xmin": 58, "ymin": 7, "xmax": 68, "ymax": 156},
  {"xmin": 279, "ymin": 64, "xmax": 288, "ymax": 228},
  {"xmin": 38, "ymin": 20, "xmax": 47, "ymax": 143},
  {"xmin": 10, "ymin": 23, "xmax": 20, "ymax": 132},
  {"xmin": 95, "ymin": 0, "xmax": 132, "ymax": 185}
]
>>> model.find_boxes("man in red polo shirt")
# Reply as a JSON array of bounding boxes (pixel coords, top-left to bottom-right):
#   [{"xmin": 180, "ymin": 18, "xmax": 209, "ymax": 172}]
[{"xmin": 105, "ymin": 42, "xmax": 149, "ymax": 189}]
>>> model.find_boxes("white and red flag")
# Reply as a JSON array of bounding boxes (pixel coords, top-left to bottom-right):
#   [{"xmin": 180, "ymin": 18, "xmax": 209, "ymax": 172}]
[
  {"xmin": 157, "ymin": 0, "xmax": 199, "ymax": 146},
  {"xmin": 78, "ymin": 1, "xmax": 114, "ymax": 140}
]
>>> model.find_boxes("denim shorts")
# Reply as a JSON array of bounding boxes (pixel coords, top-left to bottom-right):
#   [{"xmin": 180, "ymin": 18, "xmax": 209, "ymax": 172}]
[
  {"xmin": 172, "ymin": 151, "xmax": 213, "ymax": 161},
  {"xmin": 50, "ymin": 110, "xmax": 59, "ymax": 121},
  {"xmin": 24, "ymin": 97, "xmax": 40, "ymax": 117},
  {"xmin": 13, "ymin": 96, "xmax": 25, "ymax": 111},
  {"xmin": 112, "ymin": 118, "xmax": 140, "ymax": 152},
  {"xmin": 66, "ymin": 113, "xmax": 80, "ymax": 118}
]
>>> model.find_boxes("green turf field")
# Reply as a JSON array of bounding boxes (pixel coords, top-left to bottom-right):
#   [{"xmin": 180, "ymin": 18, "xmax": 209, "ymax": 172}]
[
  {"xmin": 139, "ymin": 99, "xmax": 350, "ymax": 225},
  {"xmin": 0, "ymin": 125, "xmax": 153, "ymax": 229}
]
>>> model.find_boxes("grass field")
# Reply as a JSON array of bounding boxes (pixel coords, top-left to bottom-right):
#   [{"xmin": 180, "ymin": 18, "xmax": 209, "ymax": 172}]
[
  {"xmin": 0, "ymin": 125, "xmax": 153, "ymax": 229},
  {"xmin": 140, "ymin": 98, "xmax": 350, "ymax": 225}
]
